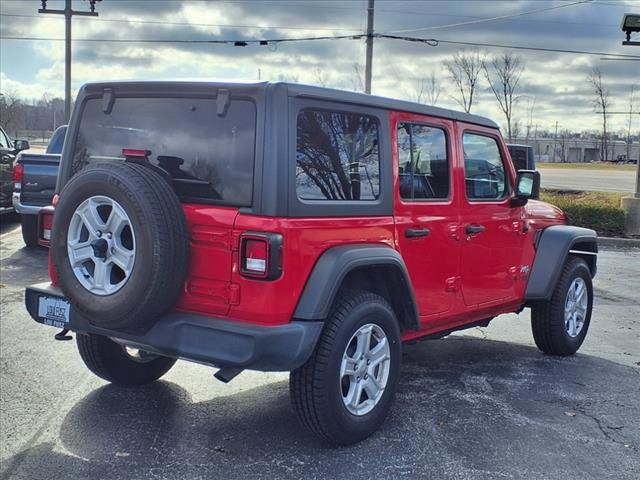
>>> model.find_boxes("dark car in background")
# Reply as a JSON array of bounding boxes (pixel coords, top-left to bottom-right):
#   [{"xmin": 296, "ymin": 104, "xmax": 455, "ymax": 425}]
[
  {"xmin": 1, "ymin": 126, "xmax": 30, "ymax": 215},
  {"xmin": 13, "ymin": 125, "xmax": 67, "ymax": 246},
  {"xmin": 507, "ymin": 143, "xmax": 536, "ymax": 171}
]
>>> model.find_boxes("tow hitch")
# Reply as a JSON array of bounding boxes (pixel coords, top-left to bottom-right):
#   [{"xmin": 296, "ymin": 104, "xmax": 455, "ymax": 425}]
[
  {"xmin": 214, "ymin": 366, "xmax": 243, "ymax": 383},
  {"xmin": 54, "ymin": 329, "xmax": 73, "ymax": 341}
]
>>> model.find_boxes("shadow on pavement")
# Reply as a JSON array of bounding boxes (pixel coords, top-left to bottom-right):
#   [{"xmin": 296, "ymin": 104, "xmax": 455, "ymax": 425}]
[
  {"xmin": 0, "ymin": 238, "xmax": 49, "ymax": 289},
  {"xmin": 2, "ymin": 337, "xmax": 639, "ymax": 480},
  {"xmin": 0, "ymin": 213, "xmax": 21, "ymax": 235}
]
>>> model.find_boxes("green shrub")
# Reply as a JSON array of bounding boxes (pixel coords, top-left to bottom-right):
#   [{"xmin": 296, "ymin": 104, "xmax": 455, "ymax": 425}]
[{"xmin": 539, "ymin": 189, "xmax": 625, "ymax": 237}]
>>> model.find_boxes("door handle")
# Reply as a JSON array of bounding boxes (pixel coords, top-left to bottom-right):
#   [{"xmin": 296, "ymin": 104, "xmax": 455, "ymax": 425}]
[
  {"xmin": 465, "ymin": 224, "xmax": 486, "ymax": 235},
  {"xmin": 405, "ymin": 227, "xmax": 430, "ymax": 238}
]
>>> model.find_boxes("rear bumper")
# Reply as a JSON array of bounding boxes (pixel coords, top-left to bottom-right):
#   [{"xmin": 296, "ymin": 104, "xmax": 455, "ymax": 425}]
[
  {"xmin": 12, "ymin": 191, "xmax": 42, "ymax": 214},
  {"xmin": 25, "ymin": 282, "xmax": 323, "ymax": 372}
]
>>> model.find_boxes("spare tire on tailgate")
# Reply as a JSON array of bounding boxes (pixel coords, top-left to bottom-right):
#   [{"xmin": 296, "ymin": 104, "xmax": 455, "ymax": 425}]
[{"xmin": 51, "ymin": 161, "xmax": 190, "ymax": 331}]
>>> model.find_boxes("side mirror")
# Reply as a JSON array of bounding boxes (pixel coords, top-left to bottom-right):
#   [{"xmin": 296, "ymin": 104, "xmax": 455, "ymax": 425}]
[
  {"xmin": 511, "ymin": 170, "xmax": 540, "ymax": 207},
  {"xmin": 14, "ymin": 139, "xmax": 30, "ymax": 152}
]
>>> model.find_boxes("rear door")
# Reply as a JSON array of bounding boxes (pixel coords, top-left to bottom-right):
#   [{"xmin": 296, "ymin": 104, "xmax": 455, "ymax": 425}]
[
  {"xmin": 392, "ymin": 112, "xmax": 461, "ymax": 321},
  {"xmin": 457, "ymin": 124, "xmax": 525, "ymax": 306},
  {"xmin": 68, "ymin": 89, "xmax": 258, "ymax": 316}
]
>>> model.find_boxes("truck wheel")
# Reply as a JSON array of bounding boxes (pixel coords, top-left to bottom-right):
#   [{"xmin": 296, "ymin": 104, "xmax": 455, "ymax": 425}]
[
  {"xmin": 531, "ymin": 256, "xmax": 593, "ymax": 356},
  {"xmin": 51, "ymin": 162, "xmax": 189, "ymax": 331},
  {"xmin": 290, "ymin": 290, "xmax": 401, "ymax": 445},
  {"xmin": 77, "ymin": 332, "xmax": 176, "ymax": 385},
  {"xmin": 21, "ymin": 214, "xmax": 39, "ymax": 248}
]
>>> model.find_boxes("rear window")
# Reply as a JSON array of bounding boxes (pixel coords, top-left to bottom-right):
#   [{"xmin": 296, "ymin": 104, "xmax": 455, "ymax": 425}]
[{"xmin": 71, "ymin": 97, "xmax": 256, "ymax": 205}]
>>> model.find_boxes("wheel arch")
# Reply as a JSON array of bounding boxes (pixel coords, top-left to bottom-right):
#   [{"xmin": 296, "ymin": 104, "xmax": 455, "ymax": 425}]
[
  {"xmin": 293, "ymin": 245, "xmax": 420, "ymax": 332},
  {"xmin": 525, "ymin": 225, "xmax": 597, "ymax": 302}
]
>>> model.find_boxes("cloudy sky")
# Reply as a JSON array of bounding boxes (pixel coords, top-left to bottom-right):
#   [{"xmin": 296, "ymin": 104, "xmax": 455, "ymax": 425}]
[{"xmin": 1, "ymin": 0, "xmax": 639, "ymax": 134}]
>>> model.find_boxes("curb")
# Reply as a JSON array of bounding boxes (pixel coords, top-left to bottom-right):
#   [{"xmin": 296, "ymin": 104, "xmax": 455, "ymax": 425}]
[{"xmin": 598, "ymin": 236, "xmax": 640, "ymax": 249}]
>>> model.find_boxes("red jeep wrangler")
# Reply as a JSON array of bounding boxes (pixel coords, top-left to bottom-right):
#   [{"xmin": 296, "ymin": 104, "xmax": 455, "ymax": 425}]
[{"xmin": 25, "ymin": 82, "xmax": 597, "ymax": 445}]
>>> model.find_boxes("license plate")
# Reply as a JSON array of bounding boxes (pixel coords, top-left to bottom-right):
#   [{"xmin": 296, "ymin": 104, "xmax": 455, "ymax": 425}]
[{"xmin": 38, "ymin": 296, "xmax": 71, "ymax": 327}]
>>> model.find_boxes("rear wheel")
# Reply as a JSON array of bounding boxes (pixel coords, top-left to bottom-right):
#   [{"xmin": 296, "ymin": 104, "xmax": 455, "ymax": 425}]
[
  {"xmin": 531, "ymin": 256, "xmax": 593, "ymax": 356},
  {"xmin": 21, "ymin": 214, "xmax": 39, "ymax": 248},
  {"xmin": 290, "ymin": 290, "xmax": 401, "ymax": 445},
  {"xmin": 77, "ymin": 332, "xmax": 176, "ymax": 385}
]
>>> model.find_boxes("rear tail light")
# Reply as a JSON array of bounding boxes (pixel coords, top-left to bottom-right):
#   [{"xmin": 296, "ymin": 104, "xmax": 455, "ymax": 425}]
[
  {"xmin": 38, "ymin": 206, "xmax": 55, "ymax": 247},
  {"xmin": 12, "ymin": 163, "xmax": 24, "ymax": 185},
  {"xmin": 240, "ymin": 232, "xmax": 283, "ymax": 280}
]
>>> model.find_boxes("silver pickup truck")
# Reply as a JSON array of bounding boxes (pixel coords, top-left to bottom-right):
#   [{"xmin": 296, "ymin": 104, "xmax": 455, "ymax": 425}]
[{"xmin": 13, "ymin": 125, "xmax": 66, "ymax": 247}]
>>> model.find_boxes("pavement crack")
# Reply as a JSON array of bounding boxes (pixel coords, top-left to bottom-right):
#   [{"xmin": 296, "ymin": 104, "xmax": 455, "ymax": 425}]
[{"xmin": 574, "ymin": 404, "xmax": 635, "ymax": 450}]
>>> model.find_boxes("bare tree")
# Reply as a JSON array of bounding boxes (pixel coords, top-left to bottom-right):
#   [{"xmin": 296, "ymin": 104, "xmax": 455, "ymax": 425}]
[
  {"xmin": 558, "ymin": 128, "xmax": 571, "ymax": 163},
  {"xmin": 627, "ymin": 83, "xmax": 637, "ymax": 162},
  {"xmin": 0, "ymin": 93, "xmax": 25, "ymax": 137},
  {"xmin": 525, "ymin": 96, "xmax": 537, "ymax": 141},
  {"xmin": 483, "ymin": 52, "xmax": 524, "ymax": 142},
  {"xmin": 351, "ymin": 62, "xmax": 365, "ymax": 92},
  {"xmin": 511, "ymin": 119, "xmax": 522, "ymax": 140},
  {"xmin": 313, "ymin": 68, "xmax": 331, "ymax": 88},
  {"xmin": 444, "ymin": 50, "xmax": 484, "ymax": 113},
  {"xmin": 587, "ymin": 67, "xmax": 611, "ymax": 161},
  {"xmin": 414, "ymin": 72, "xmax": 441, "ymax": 105}
]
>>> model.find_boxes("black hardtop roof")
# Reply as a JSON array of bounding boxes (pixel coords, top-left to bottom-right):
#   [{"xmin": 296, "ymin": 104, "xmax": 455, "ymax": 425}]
[{"xmin": 80, "ymin": 80, "xmax": 500, "ymax": 129}]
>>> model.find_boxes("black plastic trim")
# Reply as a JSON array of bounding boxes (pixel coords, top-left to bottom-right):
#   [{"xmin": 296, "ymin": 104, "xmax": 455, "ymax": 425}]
[
  {"xmin": 293, "ymin": 244, "xmax": 419, "ymax": 329},
  {"xmin": 25, "ymin": 283, "xmax": 322, "ymax": 372},
  {"xmin": 239, "ymin": 232, "xmax": 284, "ymax": 280},
  {"xmin": 525, "ymin": 225, "xmax": 598, "ymax": 301}
]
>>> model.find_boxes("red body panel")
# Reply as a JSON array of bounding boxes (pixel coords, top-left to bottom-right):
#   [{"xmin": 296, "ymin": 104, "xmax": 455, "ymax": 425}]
[{"xmin": 46, "ymin": 110, "xmax": 565, "ymax": 342}]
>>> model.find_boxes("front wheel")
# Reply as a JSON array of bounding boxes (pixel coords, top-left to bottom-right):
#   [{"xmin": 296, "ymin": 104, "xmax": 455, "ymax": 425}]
[
  {"xmin": 290, "ymin": 290, "xmax": 401, "ymax": 445},
  {"xmin": 531, "ymin": 256, "xmax": 593, "ymax": 356},
  {"xmin": 77, "ymin": 332, "xmax": 176, "ymax": 385}
]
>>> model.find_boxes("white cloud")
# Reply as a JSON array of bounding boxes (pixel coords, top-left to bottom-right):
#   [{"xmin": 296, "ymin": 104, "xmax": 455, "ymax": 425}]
[{"xmin": 1, "ymin": 0, "xmax": 638, "ymax": 133}]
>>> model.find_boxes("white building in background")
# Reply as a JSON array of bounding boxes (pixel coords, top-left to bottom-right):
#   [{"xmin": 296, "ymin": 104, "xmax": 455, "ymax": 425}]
[{"xmin": 511, "ymin": 137, "xmax": 639, "ymax": 163}]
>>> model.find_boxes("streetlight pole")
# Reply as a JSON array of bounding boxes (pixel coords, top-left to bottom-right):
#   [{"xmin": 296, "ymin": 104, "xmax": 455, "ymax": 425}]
[{"xmin": 38, "ymin": 0, "xmax": 100, "ymax": 123}]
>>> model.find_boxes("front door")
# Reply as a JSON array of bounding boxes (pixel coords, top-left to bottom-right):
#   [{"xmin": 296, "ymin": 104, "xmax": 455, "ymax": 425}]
[
  {"xmin": 392, "ymin": 113, "xmax": 460, "ymax": 321},
  {"xmin": 457, "ymin": 125, "xmax": 524, "ymax": 306}
]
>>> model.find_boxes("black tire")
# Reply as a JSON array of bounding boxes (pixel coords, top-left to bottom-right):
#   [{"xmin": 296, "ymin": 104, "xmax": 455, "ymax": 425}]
[
  {"xmin": 531, "ymin": 256, "xmax": 593, "ymax": 356},
  {"xmin": 77, "ymin": 332, "xmax": 176, "ymax": 385},
  {"xmin": 290, "ymin": 290, "xmax": 401, "ymax": 445},
  {"xmin": 51, "ymin": 162, "xmax": 190, "ymax": 331},
  {"xmin": 21, "ymin": 214, "xmax": 39, "ymax": 248}
]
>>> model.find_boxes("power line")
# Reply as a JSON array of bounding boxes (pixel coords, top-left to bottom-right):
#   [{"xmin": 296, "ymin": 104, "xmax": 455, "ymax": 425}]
[
  {"xmin": 0, "ymin": 34, "xmax": 363, "ymax": 45},
  {"xmin": 383, "ymin": 0, "xmax": 593, "ymax": 34},
  {"xmin": 3, "ymin": 33, "xmax": 639, "ymax": 60},
  {"xmin": 378, "ymin": 34, "xmax": 640, "ymax": 59}
]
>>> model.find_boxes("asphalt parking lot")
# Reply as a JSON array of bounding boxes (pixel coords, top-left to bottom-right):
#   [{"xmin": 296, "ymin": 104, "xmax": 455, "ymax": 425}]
[{"xmin": 1, "ymin": 215, "xmax": 639, "ymax": 480}]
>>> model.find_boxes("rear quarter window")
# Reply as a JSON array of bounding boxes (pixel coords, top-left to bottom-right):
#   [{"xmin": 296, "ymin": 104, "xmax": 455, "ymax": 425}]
[
  {"xmin": 71, "ymin": 97, "xmax": 256, "ymax": 206},
  {"xmin": 296, "ymin": 108, "xmax": 380, "ymax": 201}
]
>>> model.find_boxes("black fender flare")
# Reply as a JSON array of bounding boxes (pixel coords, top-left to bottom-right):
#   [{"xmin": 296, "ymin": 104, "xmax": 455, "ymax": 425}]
[
  {"xmin": 525, "ymin": 225, "xmax": 598, "ymax": 302},
  {"xmin": 293, "ymin": 244, "xmax": 420, "ymax": 330}
]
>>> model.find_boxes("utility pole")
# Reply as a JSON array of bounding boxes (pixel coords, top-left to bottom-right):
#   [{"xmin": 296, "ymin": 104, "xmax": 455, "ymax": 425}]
[
  {"xmin": 620, "ymin": 14, "xmax": 640, "ymax": 234},
  {"xmin": 552, "ymin": 120, "xmax": 558, "ymax": 162},
  {"xmin": 38, "ymin": 0, "xmax": 101, "ymax": 123},
  {"xmin": 364, "ymin": 0, "xmax": 375, "ymax": 94}
]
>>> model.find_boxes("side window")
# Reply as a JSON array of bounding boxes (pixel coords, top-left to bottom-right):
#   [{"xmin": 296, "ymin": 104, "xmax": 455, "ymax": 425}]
[
  {"xmin": 462, "ymin": 133, "xmax": 508, "ymax": 200},
  {"xmin": 296, "ymin": 108, "xmax": 380, "ymax": 201},
  {"xmin": 397, "ymin": 123, "xmax": 449, "ymax": 200}
]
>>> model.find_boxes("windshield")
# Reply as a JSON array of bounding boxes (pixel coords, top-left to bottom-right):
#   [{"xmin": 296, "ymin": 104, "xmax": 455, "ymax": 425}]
[{"xmin": 71, "ymin": 97, "xmax": 256, "ymax": 205}]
